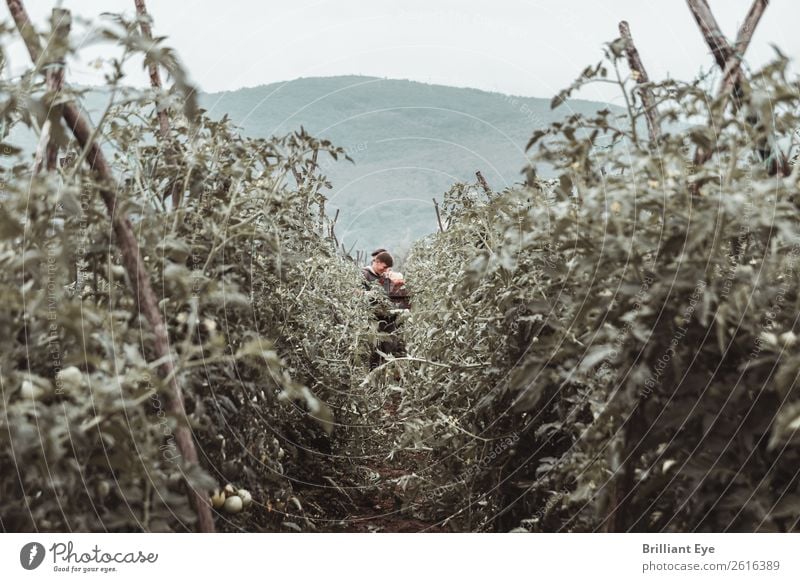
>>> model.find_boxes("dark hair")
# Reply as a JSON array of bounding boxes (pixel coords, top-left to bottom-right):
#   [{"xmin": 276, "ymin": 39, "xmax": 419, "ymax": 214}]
[
  {"xmin": 373, "ymin": 251, "xmax": 393, "ymax": 267},
  {"xmin": 371, "ymin": 248, "xmax": 387, "ymax": 257}
]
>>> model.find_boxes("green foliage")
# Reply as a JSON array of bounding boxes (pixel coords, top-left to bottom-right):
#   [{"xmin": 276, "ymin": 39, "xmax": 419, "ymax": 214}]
[
  {"xmin": 0, "ymin": 13, "xmax": 373, "ymax": 532},
  {"xmin": 391, "ymin": 44, "xmax": 800, "ymax": 532},
  {"xmin": 4, "ymin": 9, "xmax": 800, "ymax": 535}
]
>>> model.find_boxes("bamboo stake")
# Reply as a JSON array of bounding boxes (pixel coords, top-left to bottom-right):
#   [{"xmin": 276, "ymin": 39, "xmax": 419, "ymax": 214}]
[
  {"xmin": 6, "ymin": 0, "xmax": 215, "ymax": 533},
  {"xmin": 618, "ymin": 21, "xmax": 660, "ymax": 144}
]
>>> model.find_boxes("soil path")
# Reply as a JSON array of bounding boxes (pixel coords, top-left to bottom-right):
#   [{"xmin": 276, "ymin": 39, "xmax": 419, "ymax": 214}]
[{"xmin": 298, "ymin": 390, "xmax": 443, "ymax": 533}]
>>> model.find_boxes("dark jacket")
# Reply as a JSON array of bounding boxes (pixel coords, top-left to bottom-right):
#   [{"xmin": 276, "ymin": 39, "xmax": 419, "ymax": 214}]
[
  {"xmin": 362, "ymin": 266, "xmax": 389, "ymax": 292},
  {"xmin": 362, "ymin": 267, "xmax": 410, "ymax": 309}
]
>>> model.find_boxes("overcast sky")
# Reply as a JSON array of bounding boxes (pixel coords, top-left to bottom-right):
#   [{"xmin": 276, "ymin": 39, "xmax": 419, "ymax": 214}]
[{"xmin": 6, "ymin": 0, "xmax": 799, "ymax": 103}]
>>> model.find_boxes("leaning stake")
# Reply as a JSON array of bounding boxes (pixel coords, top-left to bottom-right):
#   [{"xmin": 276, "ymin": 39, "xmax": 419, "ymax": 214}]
[
  {"xmin": 618, "ymin": 21, "xmax": 660, "ymax": 144},
  {"xmin": 685, "ymin": 0, "xmax": 785, "ymax": 174},
  {"xmin": 6, "ymin": 0, "xmax": 215, "ymax": 532},
  {"xmin": 134, "ymin": 0, "xmax": 182, "ymax": 205}
]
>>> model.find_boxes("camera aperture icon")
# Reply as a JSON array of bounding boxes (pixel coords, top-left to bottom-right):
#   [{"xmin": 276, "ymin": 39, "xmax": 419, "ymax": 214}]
[{"xmin": 20, "ymin": 542, "xmax": 46, "ymax": 570}]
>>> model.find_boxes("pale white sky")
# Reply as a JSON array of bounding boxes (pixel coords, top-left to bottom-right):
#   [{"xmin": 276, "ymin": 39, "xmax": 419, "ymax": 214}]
[{"xmin": 6, "ymin": 0, "xmax": 799, "ymax": 103}]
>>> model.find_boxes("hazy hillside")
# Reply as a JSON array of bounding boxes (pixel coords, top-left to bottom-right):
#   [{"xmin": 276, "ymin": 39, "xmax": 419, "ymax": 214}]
[
  {"xmin": 200, "ymin": 76, "xmax": 616, "ymax": 256},
  {"xmin": 7, "ymin": 76, "xmax": 617, "ymax": 257}
]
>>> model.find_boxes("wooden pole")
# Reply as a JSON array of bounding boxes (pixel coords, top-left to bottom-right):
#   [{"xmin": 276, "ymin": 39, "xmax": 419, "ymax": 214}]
[
  {"xmin": 31, "ymin": 119, "xmax": 51, "ymax": 175},
  {"xmin": 685, "ymin": 0, "xmax": 785, "ymax": 175},
  {"xmin": 718, "ymin": 0, "xmax": 768, "ymax": 101},
  {"xmin": 618, "ymin": 21, "xmax": 660, "ymax": 144},
  {"xmin": 686, "ymin": 0, "xmax": 769, "ymax": 109},
  {"xmin": 330, "ymin": 208, "xmax": 339, "ymax": 247},
  {"xmin": 305, "ymin": 149, "xmax": 318, "ymax": 182},
  {"xmin": 44, "ymin": 8, "xmax": 68, "ymax": 171},
  {"xmin": 475, "ymin": 170, "xmax": 492, "ymax": 195},
  {"xmin": 134, "ymin": 0, "xmax": 182, "ymax": 205},
  {"xmin": 600, "ymin": 96, "xmax": 648, "ymax": 516},
  {"xmin": 6, "ymin": 0, "xmax": 215, "ymax": 533},
  {"xmin": 433, "ymin": 198, "xmax": 444, "ymax": 233},
  {"xmin": 686, "ymin": 0, "xmax": 732, "ymax": 70},
  {"xmin": 134, "ymin": 0, "xmax": 169, "ymax": 138},
  {"xmin": 30, "ymin": 8, "xmax": 68, "ymax": 175},
  {"xmin": 603, "ymin": 402, "xmax": 647, "ymax": 532},
  {"xmin": 44, "ymin": 72, "xmax": 62, "ymax": 170},
  {"xmin": 291, "ymin": 165, "xmax": 302, "ymax": 186},
  {"xmin": 685, "ymin": 0, "xmax": 768, "ymax": 110}
]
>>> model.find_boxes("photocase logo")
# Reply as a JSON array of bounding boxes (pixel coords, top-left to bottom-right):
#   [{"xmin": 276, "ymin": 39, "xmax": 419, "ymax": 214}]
[{"xmin": 20, "ymin": 542, "xmax": 46, "ymax": 570}]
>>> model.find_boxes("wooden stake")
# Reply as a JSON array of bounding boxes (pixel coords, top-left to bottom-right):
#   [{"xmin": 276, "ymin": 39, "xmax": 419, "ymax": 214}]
[
  {"xmin": 433, "ymin": 198, "xmax": 444, "ymax": 233},
  {"xmin": 718, "ymin": 0, "xmax": 768, "ymax": 101},
  {"xmin": 44, "ymin": 8, "xmax": 68, "ymax": 171},
  {"xmin": 686, "ymin": 0, "xmax": 768, "ymax": 107},
  {"xmin": 685, "ymin": 0, "xmax": 768, "ymax": 110},
  {"xmin": 475, "ymin": 170, "xmax": 492, "ymax": 195},
  {"xmin": 300, "ymin": 149, "xmax": 319, "ymax": 192},
  {"xmin": 686, "ymin": 0, "xmax": 786, "ymax": 175},
  {"xmin": 6, "ymin": 0, "xmax": 215, "ymax": 533},
  {"xmin": 31, "ymin": 119, "xmax": 51, "ymax": 175},
  {"xmin": 329, "ymin": 208, "xmax": 339, "ymax": 247},
  {"xmin": 603, "ymin": 401, "xmax": 647, "ymax": 532},
  {"xmin": 134, "ymin": 0, "xmax": 169, "ymax": 138},
  {"xmin": 30, "ymin": 8, "xmax": 68, "ymax": 175},
  {"xmin": 291, "ymin": 164, "xmax": 302, "ymax": 186},
  {"xmin": 618, "ymin": 21, "xmax": 660, "ymax": 144},
  {"xmin": 134, "ymin": 0, "xmax": 183, "ymax": 205},
  {"xmin": 686, "ymin": 0, "xmax": 732, "ymax": 70}
]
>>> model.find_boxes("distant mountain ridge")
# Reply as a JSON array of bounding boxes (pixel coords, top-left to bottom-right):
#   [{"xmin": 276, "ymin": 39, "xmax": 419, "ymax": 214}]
[
  {"xmin": 6, "ymin": 76, "xmax": 617, "ymax": 256},
  {"xmin": 200, "ymin": 76, "xmax": 616, "ymax": 256}
]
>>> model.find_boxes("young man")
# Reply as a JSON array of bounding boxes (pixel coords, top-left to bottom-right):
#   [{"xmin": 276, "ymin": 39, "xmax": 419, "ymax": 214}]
[
  {"xmin": 362, "ymin": 250, "xmax": 410, "ymax": 308},
  {"xmin": 362, "ymin": 250, "xmax": 394, "ymax": 294},
  {"xmin": 361, "ymin": 249, "xmax": 410, "ymax": 368}
]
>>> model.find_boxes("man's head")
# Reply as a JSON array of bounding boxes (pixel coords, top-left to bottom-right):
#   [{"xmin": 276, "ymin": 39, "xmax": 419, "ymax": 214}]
[{"xmin": 371, "ymin": 251, "xmax": 393, "ymax": 275}]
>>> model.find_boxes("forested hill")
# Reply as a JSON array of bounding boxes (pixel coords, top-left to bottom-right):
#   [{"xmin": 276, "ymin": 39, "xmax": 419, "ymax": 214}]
[
  {"xmin": 200, "ymin": 76, "xmax": 613, "ymax": 256},
  {"xmin": 4, "ymin": 76, "xmax": 615, "ymax": 256}
]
